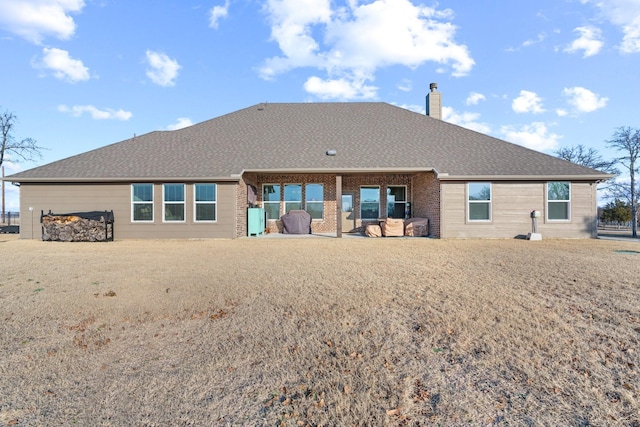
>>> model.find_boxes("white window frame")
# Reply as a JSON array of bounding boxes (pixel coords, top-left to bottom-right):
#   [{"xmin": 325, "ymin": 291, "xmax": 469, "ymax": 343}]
[
  {"xmin": 163, "ymin": 183, "xmax": 186, "ymax": 223},
  {"xmin": 194, "ymin": 183, "xmax": 217, "ymax": 223},
  {"xmin": 360, "ymin": 186, "xmax": 380, "ymax": 220},
  {"xmin": 546, "ymin": 182, "xmax": 571, "ymax": 221},
  {"xmin": 467, "ymin": 182, "xmax": 492, "ymax": 222},
  {"xmin": 131, "ymin": 183, "xmax": 154, "ymax": 222},
  {"xmin": 387, "ymin": 185, "xmax": 407, "ymax": 218},
  {"xmin": 284, "ymin": 183, "xmax": 302, "ymax": 213},
  {"xmin": 305, "ymin": 183, "xmax": 324, "ymax": 220},
  {"xmin": 263, "ymin": 184, "xmax": 281, "ymax": 221}
]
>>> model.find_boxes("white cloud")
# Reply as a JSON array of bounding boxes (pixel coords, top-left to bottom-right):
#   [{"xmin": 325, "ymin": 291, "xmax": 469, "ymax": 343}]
[
  {"xmin": 556, "ymin": 108, "xmax": 568, "ymax": 117},
  {"xmin": 506, "ymin": 31, "xmax": 546, "ymax": 51},
  {"xmin": 260, "ymin": 0, "xmax": 332, "ymax": 79},
  {"xmin": 465, "ymin": 92, "xmax": 486, "ymax": 106},
  {"xmin": 1, "ymin": 158, "xmax": 21, "ymax": 173},
  {"xmin": 620, "ymin": 21, "xmax": 640, "ymax": 53},
  {"xmin": 442, "ymin": 106, "xmax": 490, "ymax": 134},
  {"xmin": 397, "ymin": 78, "xmax": 412, "ymax": 92},
  {"xmin": 145, "ymin": 50, "xmax": 181, "ymax": 87},
  {"xmin": 564, "ymin": 26, "xmax": 604, "ymax": 57},
  {"xmin": 36, "ymin": 47, "xmax": 89, "ymax": 82},
  {"xmin": 562, "ymin": 86, "xmax": 608, "ymax": 112},
  {"xmin": 582, "ymin": 0, "xmax": 640, "ymax": 53},
  {"xmin": 167, "ymin": 117, "xmax": 193, "ymax": 130},
  {"xmin": 500, "ymin": 122, "xmax": 561, "ymax": 152},
  {"xmin": 522, "ymin": 32, "xmax": 547, "ymax": 47},
  {"xmin": 396, "ymin": 102, "xmax": 491, "ymax": 134},
  {"xmin": 58, "ymin": 104, "xmax": 132, "ymax": 120},
  {"xmin": 512, "ymin": 90, "xmax": 545, "ymax": 114},
  {"xmin": 394, "ymin": 103, "xmax": 424, "ymax": 114},
  {"xmin": 261, "ymin": 0, "xmax": 474, "ymax": 100},
  {"xmin": 209, "ymin": 0, "xmax": 230, "ymax": 29},
  {"xmin": 1, "ymin": 161, "xmax": 21, "ymax": 210},
  {"xmin": 303, "ymin": 75, "xmax": 377, "ymax": 99},
  {"xmin": 0, "ymin": 0, "xmax": 85, "ymax": 44}
]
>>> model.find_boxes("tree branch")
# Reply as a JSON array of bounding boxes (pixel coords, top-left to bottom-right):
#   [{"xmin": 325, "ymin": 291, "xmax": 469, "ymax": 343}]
[{"xmin": 0, "ymin": 108, "xmax": 45, "ymax": 169}]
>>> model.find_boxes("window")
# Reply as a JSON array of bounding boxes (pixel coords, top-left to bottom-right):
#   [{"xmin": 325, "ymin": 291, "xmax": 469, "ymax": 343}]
[
  {"xmin": 468, "ymin": 182, "xmax": 491, "ymax": 221},
  {"xmin": 360, "ymin": 186, "xmax": 380, "ymax": 219},
  {"xmin": 284, "ymin": 184, "xmax": 302, "ymax": 213},
  {"xmin": 163, "ymin": 183, "xmax": 185, "ymax": 222},
  {"xmin": 305, "ymin": 183, "xmax": 324, "ymax": 220},
  {"xmin": 194, "ymin": 184, "xmax": 217, "ymax": 222},
  {"xmin": 263, "ymin": 184, "xmax": 280, "ymax": 220},
  {"xmin": 547, "ymin": 182, "xmax": 570, "ymax": 220},
  {"xmin": 132, "ymin": 183, "xmax": 153, "ymax": 222},
  {"xmin": 387, "ymin": 186, "xmax": 407, "ymax": 218}
]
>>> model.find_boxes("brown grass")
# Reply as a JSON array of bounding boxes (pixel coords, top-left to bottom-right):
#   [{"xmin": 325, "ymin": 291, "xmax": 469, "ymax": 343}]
[{"xmin": 1, "ymin": 235, "xmax": 639, "ymax": 426}]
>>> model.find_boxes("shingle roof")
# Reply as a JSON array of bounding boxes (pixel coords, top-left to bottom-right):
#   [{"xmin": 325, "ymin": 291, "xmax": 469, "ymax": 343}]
[{"xmin": 9, "ymin": 102, "xmax": 612, "ymax": 182}]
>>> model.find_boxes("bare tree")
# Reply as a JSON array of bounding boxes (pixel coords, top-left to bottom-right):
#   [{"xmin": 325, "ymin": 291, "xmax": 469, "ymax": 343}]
[
  {"xmin": 1, "ymin": 108, "xmax": 44, "ymax": 223},
  {"xmin": 555, "ymin": 144, "xmax": 619, "ymax": 174},
  {"xmin": 606, "ymin": 127, "xmax": 640, "ymax": 238},
  {"xmin": 0, "ymin": 108, "xmax": 43, "ymax": 170}
]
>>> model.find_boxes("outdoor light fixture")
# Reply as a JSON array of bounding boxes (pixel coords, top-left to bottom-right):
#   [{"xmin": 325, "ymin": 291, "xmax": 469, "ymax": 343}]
[{"xmin": 326, "ymin": 149, "xmax": 337, "ymax": 156}]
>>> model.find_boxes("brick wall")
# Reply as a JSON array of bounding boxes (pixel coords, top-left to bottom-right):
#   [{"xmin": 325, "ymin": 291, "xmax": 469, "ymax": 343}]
[
  {"xmin": 342, "ymin": 173, "xmax": 413, "ymax": 232},
  {"xmin": 235, "ymin": 173, "xmax": 258, "ymax": 238},
  {"xmin": 411, "ymin": 172, "xmax": 441, "ymax": 238},
  {"xmin": 256, "ymin": 174, "xmax": 337, "ymax": 233},
  {"xmin": 251, "ymin": 173, "xmax": 433, "ymax": 234}
]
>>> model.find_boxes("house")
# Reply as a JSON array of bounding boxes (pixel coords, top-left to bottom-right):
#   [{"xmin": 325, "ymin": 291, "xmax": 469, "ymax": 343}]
[{"xmin": 8, "ymin": 85, "xmax": 613, "ymax": 239}]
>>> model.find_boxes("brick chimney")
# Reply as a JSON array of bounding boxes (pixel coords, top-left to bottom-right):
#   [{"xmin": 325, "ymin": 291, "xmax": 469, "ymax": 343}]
[{"xmin": 426, "ymin": 82, "xmax": 441, "ymax": 120}]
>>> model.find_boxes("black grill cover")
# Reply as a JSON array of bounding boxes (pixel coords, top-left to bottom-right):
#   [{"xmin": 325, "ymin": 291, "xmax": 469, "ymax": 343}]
[{"xmin": 281, "ymin": 210, "xmax": 311, "ymax": 234}]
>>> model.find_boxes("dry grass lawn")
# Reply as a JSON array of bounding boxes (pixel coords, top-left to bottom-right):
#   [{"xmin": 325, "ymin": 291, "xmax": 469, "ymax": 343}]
[{"xmin": 1, "ymin": 234, "xmax": 640, "ymax": 426}]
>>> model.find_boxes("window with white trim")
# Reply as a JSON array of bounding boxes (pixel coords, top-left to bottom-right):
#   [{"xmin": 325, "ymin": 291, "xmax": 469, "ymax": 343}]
[
  {"xmin": 284, "ymin": 184, "xmax": 302, "ymax": 213},
  {"xmin": 387, "ymin": 186, "xmax": 407, "ymax": 218},
  {"xmin": 305, "ymin": 183, "xmax": 324, "ymax": 219},
  {"xmin": 263, "ymin": 184, "xmax": 280, "ymax": 220},
  {"xmin": 547, "ymin": 182, "xmax": 570, "ymax": 220},
  {"xmin": 194, "ymin": 183, "xmax": 217, "ymax": 222},
  {"xmin": 361, "ymin": 186, "xmax": 380, "ymax": 220},
  {"xmin": 132, "ymin": 183, "xmax": 153, "ymax": 222},
  {"xmin": 163, "ymin": 183, "xmax": 185, "ymax": 222},
  {"xmin": 468, "ymin": 182, "xmax": 491, "ymax": 221}
]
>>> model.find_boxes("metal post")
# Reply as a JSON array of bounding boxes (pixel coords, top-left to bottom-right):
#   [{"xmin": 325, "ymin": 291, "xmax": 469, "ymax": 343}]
[
  {"xmin": 29, "ymin": 206, "xmax": 34, "ymax": 239},
  {"xmin": 336, "ymin": 175, "xmax": 342, "ymax": 238},
  {"xmin": 1, "ymin": 165, "xmax": 5, "ymax": 224}
]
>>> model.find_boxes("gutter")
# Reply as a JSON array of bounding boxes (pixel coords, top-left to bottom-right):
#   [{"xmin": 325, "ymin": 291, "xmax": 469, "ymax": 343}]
[
  {"xmin": 9, "ymin": 170, "xmax": 616, "ymax": 184},
  {"xmin": 239, "ymin": 167, "xmax": 438, "ymax": 175},
  {"xmin": 435, "ymin": 173, "xmax": 616, "ymax": 182},
  {"xmin": 234, "ymin": 168, "xmax": 615, "ymax": 181},
  {"xmin": 10, "ymin": 176, "xmax": 243, "ymax": 184}
]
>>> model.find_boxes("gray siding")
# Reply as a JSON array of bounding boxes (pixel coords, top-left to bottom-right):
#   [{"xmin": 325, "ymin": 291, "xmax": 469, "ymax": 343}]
[
  {"xmin": 18, "ymin": 182, "xmax": 238, "ymax": 240},
  {"xmin": 440, "ymin": 181, "xmax": 597, "ymax": 239}
]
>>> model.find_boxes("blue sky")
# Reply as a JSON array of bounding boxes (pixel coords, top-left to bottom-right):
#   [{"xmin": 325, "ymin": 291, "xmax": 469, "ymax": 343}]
[{"xmin": 1, "ymin": 0, "xmax": 639, "ymax": 211}]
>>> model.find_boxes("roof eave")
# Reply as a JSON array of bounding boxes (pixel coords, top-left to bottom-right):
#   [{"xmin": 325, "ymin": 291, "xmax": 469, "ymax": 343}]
[
  {"xmin": 9, "ymin": 176, "xmax": 243, "ymax": 184},
  {"xmin": 437, "ymin": 173, "xmax": 616, "ymax": 182},
  {"xmin": 9, "ymin": 171, "xmax": 616, "ymax": 184},
  {"xmin": 241, "ymin": 167, "xmax": 438, "ymax": 174}
]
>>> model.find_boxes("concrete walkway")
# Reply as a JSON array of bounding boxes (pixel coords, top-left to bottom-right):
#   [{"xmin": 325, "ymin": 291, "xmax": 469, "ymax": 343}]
[
  {"xmin": 247, "ymin": 232, "xmax": 367, "ymax": 239},
  {"xmin": 597, "ymin": 228, "xmax": 640, "ymax": 242},
  {"xmin": 247, "ymin": 227, "xmax": 640, "ymax": 241}
]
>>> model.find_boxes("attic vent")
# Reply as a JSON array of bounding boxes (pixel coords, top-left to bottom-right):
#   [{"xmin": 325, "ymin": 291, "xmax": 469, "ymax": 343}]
[{"xmin": 326, "ymin": 149, "xmax": 337, "ymax": 156}]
